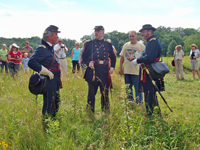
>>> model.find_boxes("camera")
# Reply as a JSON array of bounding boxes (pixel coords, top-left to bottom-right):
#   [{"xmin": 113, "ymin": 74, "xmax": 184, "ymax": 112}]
[
  {"xmin": 15, "ymin": 55, "xmax": 19, "ymax": 59},
  {"xmin": 61, "ymin": 45, "xmax": 64, "ymax": 48}
]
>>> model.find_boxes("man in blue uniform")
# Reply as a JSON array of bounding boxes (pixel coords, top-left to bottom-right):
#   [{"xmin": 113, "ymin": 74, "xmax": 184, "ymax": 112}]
[
  {"xmin": 28, "ymin": 25, "xmax": 61, "ymax": 118},
  {"xmin": 82, "ymin": 25, "xmax": 116, "ymax": 113},
  {"xmin": 132, "ymin": 24, "xmax": 164, "ymax": 115}
]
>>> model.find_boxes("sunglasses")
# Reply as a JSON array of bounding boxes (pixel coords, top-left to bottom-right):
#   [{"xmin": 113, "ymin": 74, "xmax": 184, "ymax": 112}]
[{"xmin": 129, "ymin": 35, "xmax": 134, "ymax": 38}]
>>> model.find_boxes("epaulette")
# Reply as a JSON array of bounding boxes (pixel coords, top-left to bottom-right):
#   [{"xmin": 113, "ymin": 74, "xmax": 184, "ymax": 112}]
[
  {"xmin": 107, "ymin": 39, "xmax": 111, "ymax": 43},
  {"xmin": 149, "ymin": 38, "xmax": 157, "ymax": 41},
  {"xmin": 39, "ymin": 45, "xmax": 46, "ymax": 48}
]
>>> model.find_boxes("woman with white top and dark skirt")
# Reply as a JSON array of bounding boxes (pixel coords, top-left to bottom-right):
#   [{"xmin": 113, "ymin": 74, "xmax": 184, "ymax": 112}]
[{"xmin": 189, "ymin": 44, "xmax": 200, "ymax": 82}]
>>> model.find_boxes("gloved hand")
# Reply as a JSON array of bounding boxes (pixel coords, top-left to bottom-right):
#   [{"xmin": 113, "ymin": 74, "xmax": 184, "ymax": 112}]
[
  {"xmin": 132, "ymin": 59, "xmax": 138, "ymax": 66},
  {"xmin": 40, "ymin": 65, "xmax": 54, "ymax": 80}
]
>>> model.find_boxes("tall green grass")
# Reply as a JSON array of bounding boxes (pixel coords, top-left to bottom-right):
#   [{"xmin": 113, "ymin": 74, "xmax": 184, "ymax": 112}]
[{"xmin": 0, "ymin": 57, "xmax": 199, "ymax": 149}]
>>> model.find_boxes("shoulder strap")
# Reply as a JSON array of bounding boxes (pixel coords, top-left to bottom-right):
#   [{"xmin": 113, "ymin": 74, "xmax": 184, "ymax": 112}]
[{"xmin": 48, "ymin": 52, "xmax": 55, "ymax": 70}]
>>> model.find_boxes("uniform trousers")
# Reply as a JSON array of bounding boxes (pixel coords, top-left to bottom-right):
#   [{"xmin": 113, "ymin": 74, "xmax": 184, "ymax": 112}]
[
  {"xmin": 58, "ymin": 58, "xmax": 67, "ymax": 78},
  {"xmin": 42, "ymin": 76, "xmax": 60, "ymax": 117},
  {"xmin": 144, "ymin": 90, "xmax": 159, "ymax": 115},
  {"xmin": 175, "ymin": 59, "xmax": 184, "ymax": 79},
  {"xmin": 87, "ymin": 82, "xmax": 110, "ymax": 113}
]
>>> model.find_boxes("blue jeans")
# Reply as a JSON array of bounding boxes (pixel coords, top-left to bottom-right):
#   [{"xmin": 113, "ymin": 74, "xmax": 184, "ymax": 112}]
[
  {"xmin": 1, "ymin": 61, "xmax": 8, "ymax": 73},
  {"xmin": 8, "ymin": 63, "xmax": 20, "ymax": 77},
  {"xmin": 124, "ymin": 74, "xmax": 143, "ymax": 103}
]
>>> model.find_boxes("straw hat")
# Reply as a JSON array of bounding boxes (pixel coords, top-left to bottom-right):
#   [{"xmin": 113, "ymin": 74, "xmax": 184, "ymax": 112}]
[
  {"xmin": 190, "ymin": 44, "xmax": 198, "ymax": 49},
  {"xmin": 11, "ymin": 43, "xmax": 19, "ymax": 49}
]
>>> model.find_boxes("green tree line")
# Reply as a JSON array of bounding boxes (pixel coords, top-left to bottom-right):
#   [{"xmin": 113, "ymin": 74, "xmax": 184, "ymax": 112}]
[{"xmin": 1, "ymin": 26, "xmax": 200, "ymax": 56}]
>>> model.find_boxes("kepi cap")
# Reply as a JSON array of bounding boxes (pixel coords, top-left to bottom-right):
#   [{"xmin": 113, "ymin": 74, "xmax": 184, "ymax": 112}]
[
  {"xmin": 45, "ymin": 25, "xmax": 61, "ymax": 33},
  {"xmin": 94, "ymin": 25, "xmax": 104, "ymax": 30},
  {"xmin": 139, "ymin": 24, "xmax": 156, "ymax": 32}
]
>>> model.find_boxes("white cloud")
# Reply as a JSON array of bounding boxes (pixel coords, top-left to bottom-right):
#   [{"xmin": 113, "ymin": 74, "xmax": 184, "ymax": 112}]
[
  {"xmin": 42, "ymin": 0, "xmax": 57, "ymax": 9},
  {"xmin": 0, "ymin": 8, "xmax": 200, "ymax": 42},
  {"xmin": 168, "ymin": 7, "xmax": 195, "ymax": 17},
  {"xmin": 55, "ymin": 1, "xmax": 76, "ymax": 5}
]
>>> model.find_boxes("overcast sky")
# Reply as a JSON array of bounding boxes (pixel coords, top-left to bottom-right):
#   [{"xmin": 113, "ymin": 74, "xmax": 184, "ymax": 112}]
[{"xmin": 0, "ymin": 0, "xmax": 200, "ymax": 41}]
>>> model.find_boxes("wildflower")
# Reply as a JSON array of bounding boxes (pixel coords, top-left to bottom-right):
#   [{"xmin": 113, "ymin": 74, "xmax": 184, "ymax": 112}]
[
  {"xmin": 98, "ymin": 128, "xmax": 101, "ymax": 130},
  {"xmin": 0, "ymin": 141, "xmax": 5, "ymax": 145},
  {"xmin": 105, "ymin": 125, "xmax": 107, "ymax": 127},
  {"xmin": 140, "ymin": 124, "xmax": 142, "ymax": 125},
  {"xmin": 105, "ymin": 131, "xmax": 107, "ymax": 133},
  {"xmin": 3, "ymin": 144, "xmax": 8, "ymax": 148},
  {"xmin": 160, "ymin": 128, "xmax": 162, "ymax": 132}
]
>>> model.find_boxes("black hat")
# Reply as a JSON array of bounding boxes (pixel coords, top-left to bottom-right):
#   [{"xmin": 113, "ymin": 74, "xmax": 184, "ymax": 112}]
[
  {"xmin": 94, "ymin": 25, "xmax": 104, "ymax": 30},
  {"xmin": 139, "ymin": 24, "xmax": 156, "ymax": 32},
  {"xmin": 45, "ymin": 25, "xmax": 61, "ymax": 33}
]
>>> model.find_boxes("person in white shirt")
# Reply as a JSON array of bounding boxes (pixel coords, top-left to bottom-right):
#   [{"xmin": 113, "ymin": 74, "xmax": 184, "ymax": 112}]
[{"xmin": 54, "ymin": 38, "xmax": 68, "ymax": 79}]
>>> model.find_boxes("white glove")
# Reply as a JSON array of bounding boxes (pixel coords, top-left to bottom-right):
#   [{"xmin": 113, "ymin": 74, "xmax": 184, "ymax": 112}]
[
  {"xmin": 40, "ymin": 65, "xmax": 54, "ymax": 80},
  {"xmin": 135, "ymin": 51, "xmax": 141, "ymax": 59},
  {"xmin": 132, "ymin": 59, "xmax": 138, "ymax": 66}
]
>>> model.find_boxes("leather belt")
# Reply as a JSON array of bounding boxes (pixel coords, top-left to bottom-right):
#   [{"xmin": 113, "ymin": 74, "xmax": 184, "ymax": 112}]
[
  {"xmin": 94, "ymin": 60, "xmax": 109, "ymax": 64},
  {"xmin": 58, "ymin": 58, "xmax": 66, "ymax": 59},
  {"xmin": 49, "ymin": 66, "xmax": 59, "ymax": 70}
]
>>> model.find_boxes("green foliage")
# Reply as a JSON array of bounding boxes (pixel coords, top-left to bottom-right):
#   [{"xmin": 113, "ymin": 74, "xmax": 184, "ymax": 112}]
[
  {"xmin": 167, "ymin": 40, "xmax": 177, "ymax": 56},
  {"xmin": 184, "ymin": 33, "xmax": 200, "ymax": 55},
  {"xmin": 0, "ymin": 26, "xmax": 199, "ymax": 57},
  {"xmin": 0, "ymin": 57, "xmax": 200, "ymax": 149}
]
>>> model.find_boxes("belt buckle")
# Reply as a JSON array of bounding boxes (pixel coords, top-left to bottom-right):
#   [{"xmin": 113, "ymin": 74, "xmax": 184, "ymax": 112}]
[{"xmin": 99, "ymin": 60, "xmax": 103, "ymax": 64}]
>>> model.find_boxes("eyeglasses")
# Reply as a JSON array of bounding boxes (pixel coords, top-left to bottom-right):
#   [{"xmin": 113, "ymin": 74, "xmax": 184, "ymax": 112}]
[
  {"xmin": 25, "ymin": 43, "xmax": 29, "ymax": 44},
  {"xmin": 129, "ymin": 35, "xmax": 134, "ymax": 38}
]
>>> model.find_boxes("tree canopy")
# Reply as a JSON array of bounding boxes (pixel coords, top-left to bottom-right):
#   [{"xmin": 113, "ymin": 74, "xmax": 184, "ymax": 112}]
[{"xmin": 0, "ymin": 26, "xmax": 199, "ymax": 57}]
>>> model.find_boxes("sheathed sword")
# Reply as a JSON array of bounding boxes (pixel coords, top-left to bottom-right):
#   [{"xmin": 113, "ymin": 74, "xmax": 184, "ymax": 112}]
[{"xmin": 142, "ymin": 64, "xmax": 173, "ymax": 112}]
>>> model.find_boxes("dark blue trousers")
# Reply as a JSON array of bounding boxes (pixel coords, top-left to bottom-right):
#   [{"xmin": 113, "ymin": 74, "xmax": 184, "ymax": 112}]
[
  {"xmin": 42, "ymin": 76, "xmax": 60, "ymax": 117},
  {"xmin": 144, "ymin": 91, "xmax": 159, "ymax": 115},
  {"xmin": 87, "ymin": 82, "xmax": 109, "ymax": 113}
]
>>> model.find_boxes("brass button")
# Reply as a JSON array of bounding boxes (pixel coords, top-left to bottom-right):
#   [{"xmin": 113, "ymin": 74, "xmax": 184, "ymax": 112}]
[
  {"xmin": 96, "ymin": 48, "xmax": 98, "ymax": 50},
  {"xmin": 95, "ymin": 45, "xmax": 97, "ymax": 47},
  {"xmin": 104, "ymin": 48, "xmax": 105, "ymax": 50},
  {"xmin": 97, "ymin": 52, "xmax": 99, "ymax": 53},
  {"xmin": 98, "ymin": 55, "xmax": 99, "ymax": 57},
  {"xmin": 103, "ymin": 45, "xmax": 104, "ymax": 47}
]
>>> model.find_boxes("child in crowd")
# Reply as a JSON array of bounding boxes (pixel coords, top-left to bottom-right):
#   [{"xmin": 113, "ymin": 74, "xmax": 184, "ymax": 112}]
[{"xmin": 21, "ymin": 53, "xmax": 29, "ymax": 73}]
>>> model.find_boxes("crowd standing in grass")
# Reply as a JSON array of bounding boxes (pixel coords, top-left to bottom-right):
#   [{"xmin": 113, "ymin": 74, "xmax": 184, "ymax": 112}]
[
  {"xmin": 174, "ymin": 45, "xmax": 185, "ymax": 80},
  {"xmin": 1, "ymin": 24, "xmax": 200, "ymax": 118},
  {"xmin": 189, "ymin": 43, "xmax": 200, "ymax": 82}
]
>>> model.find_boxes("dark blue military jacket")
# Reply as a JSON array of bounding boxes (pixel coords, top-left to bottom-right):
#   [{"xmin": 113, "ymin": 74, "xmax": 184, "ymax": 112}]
[
  {"xmin": 137, "ymin": 35, "xmax": 164, "ymax": 92},
  {"xmin": 82, "ymin": 39, "xmax": 116, "ymax": 85},
  {"xmin": 28, "ymin": 40, "xmax": 60, "ymax": 77}
]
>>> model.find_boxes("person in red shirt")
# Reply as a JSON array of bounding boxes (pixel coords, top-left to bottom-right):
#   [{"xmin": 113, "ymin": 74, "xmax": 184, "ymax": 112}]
[{"xmin": 8, "ymin": 43, "xmax": 22, "ymax": 77}]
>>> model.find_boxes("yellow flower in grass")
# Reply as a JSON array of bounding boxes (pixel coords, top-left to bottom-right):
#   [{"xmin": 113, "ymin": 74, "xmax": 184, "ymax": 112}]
[
  {"xmin": 0, "ymin": 141, "xmax": 5, "ymax": 145},
  {"xmin": 4, "ymin": 144, "xmax": 8, "ymax": 148}
]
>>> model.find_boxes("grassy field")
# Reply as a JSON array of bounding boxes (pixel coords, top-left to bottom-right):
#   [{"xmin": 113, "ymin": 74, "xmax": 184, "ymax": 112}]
[{"xmin": 0, "ymin": 57, "xmax": 200, "ymax": 150}]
